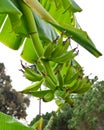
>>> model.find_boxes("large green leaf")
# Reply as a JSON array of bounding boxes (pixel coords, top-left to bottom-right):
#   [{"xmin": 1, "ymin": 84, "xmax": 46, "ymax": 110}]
[{"xmin": 0, "ymin": 112, "xmax": 34, "ymax": 130}]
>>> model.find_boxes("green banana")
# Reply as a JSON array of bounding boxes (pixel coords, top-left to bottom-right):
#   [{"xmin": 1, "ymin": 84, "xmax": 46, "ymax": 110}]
[
  {"xmin": 76, "ymin": 82, "xmax": 92, "ymax": 94},
  {"xmin": 65, "ymin": 71, "xmax": 79, "ymax": 85},
  {"xmin": 23, "ymin": 67, "xmax": 42, "ymax": 82},
  {"xmin": 57, "ymin": 71, "xmax": 64, "ymax": 88},
  {"xmin": 70, "ymin": 80, "xmax": 82, "ymax": 93},
  {"xmin": 64, "ymin": 65, "xmax": 76, "ymax": 84},
  {"xmin": 44, "ymin": 42, "xmax": 55, "ymax": 59},
  {"xmin": 21, "ymin": 80, "xmax": 43, "ymax": 94},
  {"xmin": 43, "ymin": 92, "xmax": 54, "ymax": 102},
  {"xmin": 64, "ymin": 79, "xmax": 78, "ymax": 93},
  {"xmin": 55, "ymin": 99, "xmax": 63, "ymax": 106},
  {"xmin": 50, "ymin": 49, "xmax": 76, "ymax": 63},
  {"xmin": 73, "ymin": 77, "xmax": 91, "ymax": 93},
  {"xmin": 44, "ymin": 76, "xmax": 56, "ymax": 90},
  {"xmin": 61, "ymin": 62, "xmax": 70, "ymax": 76},
  {"xmin": 54, "ymin": 63, "xmax": 63, "ymax": 74},
  {"xmin": 42, "ymin": 60, "xmax": 57, "ymax": 84}
]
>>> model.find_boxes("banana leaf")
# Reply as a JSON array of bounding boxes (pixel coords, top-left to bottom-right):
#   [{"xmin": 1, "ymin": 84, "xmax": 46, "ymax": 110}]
[{"xmin": 0, "ymin": 112, "xmax": 34, "ymax": 130}]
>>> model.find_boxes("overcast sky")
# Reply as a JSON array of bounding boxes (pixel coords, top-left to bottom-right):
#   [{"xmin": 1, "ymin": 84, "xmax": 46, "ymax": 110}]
[{"xmin": 0, "ymin": 0, "xmax": 104, "ymax": 123}]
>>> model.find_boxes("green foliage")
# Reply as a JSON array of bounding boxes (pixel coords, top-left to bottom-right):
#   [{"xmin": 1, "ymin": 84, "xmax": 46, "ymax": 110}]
[
  {"xmin": 0, "ymin": 63, "xmax": 30, "ymax": 119},
  {"xmin": 69, "ymin": 81, "xmax": 104, "ymax": 130}
]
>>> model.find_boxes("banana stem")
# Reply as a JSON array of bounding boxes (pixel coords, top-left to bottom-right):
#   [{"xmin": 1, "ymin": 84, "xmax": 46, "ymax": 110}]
[
  {"xmin": 18, "ymin": 0, "xmax": 44, "ymax": 57},
  {"xmin": 18, "ymin": 0, "xmax": 57, "ymax": 84}
]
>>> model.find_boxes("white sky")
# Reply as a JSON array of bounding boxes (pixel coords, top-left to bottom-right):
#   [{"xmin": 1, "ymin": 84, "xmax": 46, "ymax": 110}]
[{"xmin": 0, "ymin": 0, "xmax": 104, "ymax": 123}]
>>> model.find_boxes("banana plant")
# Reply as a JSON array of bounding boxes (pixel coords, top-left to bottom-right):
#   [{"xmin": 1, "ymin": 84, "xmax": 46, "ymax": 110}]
[{"xmin": 0, "ymin": 0, "xmax": 102, "ymax": 129}]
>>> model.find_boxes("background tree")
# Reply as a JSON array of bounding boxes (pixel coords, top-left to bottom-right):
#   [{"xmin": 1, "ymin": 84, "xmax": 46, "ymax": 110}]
[
  {"xmin": 0, "ymin": 63, "xmax": 30, "ymax": 119},
  {"xmin": 69, "ymin": 80, "xmax": 104, "ymax": 130}
]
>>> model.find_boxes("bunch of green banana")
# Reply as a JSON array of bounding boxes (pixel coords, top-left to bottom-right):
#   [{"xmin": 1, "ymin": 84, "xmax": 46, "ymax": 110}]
[
  {"xmin": 43, "ymin": 35, "xmax": 77, "ymax": 63},
  {"xmin": 50, "ymin": 36, "xmax": 70, "ymax": 58},
  {"xmin": 73, "ymin": 77, "xmax": 92, "ymax": 94},
  {"xmin": 50, "ymin": 49, "xmax": 77, "ymax": 63},
  {"xmin": 20, "ymin": 33, "xmax": 93, "ymax": 108},
  {"xmin": 65, "ymin": 77, "xmax": 92, "ymax": 94},
  {"xmin": 76, "ymin": 82, "xmax": 91, "ymax": 94},
  {"xmin": 22, "ymin": 64, "xmax": 43, "ymax": 82}
]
